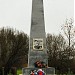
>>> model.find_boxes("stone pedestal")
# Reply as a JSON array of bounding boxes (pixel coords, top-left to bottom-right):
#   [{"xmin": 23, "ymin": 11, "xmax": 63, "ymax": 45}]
[{"xmin": 22, "ymin": 67, "xmax": 55, "ymax": 75}]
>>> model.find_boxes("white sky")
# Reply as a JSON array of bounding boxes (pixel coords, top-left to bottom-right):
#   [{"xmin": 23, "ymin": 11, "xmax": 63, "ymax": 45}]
[{"xmin": 0, "ymin": 0, "xmax": 74, "ymax": 35}]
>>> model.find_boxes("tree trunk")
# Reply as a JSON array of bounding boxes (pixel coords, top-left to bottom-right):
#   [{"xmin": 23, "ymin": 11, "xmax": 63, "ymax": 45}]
[{"xmin": 4, "ymin": 67, "xmax": 9, "ymax": 75}]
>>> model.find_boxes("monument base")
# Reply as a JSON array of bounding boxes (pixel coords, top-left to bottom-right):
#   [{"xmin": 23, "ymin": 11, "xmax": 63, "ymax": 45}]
[{"xmin": 22, "ymin": 67, "xmax": 55, "ymax": 75}]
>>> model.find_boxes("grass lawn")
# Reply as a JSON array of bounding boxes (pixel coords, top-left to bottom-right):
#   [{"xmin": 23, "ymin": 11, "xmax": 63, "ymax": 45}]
[
  {"xmin": 8, "ymin": 69, "xmax": 22, "ymax": 75},
  {"xmin": 17, "ymin": 69, "xmax": 22, "ymax": 75}
]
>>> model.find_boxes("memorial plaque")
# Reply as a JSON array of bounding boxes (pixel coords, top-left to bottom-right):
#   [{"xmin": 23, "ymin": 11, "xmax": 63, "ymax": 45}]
[{"xmin": 33, "ymin": 39, "xmax": 43, "ymax": 50}]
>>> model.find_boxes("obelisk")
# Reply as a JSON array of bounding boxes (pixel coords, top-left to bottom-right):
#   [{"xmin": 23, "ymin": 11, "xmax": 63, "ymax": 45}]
[
  {"xmin": 22, "ymin": 0, "xmax": 55, "ymax": 74},
  {"xmin": 28, "ymin": 0, "xmax": 48, "ymax": 68}
]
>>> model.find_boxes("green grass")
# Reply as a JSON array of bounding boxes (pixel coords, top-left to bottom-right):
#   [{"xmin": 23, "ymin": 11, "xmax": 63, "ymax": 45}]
[
  {"xmin": 17, "ymin": 69, "xmax": 22, "ymax": 75},
  {"xmin": 8, "ymin": 69, "xmax": 22, "ymax": 75}
]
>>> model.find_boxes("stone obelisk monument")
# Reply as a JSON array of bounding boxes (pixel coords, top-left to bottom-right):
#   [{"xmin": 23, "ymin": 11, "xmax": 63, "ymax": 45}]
[
  {"xmin": 28, "ymin": 0, "xmax": 48, "ymax": 68},
  {"xmin": 22, "ymin": 0, "xmax": 55, "ymax": 74}
]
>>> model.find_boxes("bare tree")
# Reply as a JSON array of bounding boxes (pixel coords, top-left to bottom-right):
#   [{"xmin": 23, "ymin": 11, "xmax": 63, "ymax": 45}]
[
  {"xmin": 0, "ymin": 28, "xmax": 29, "ymax": 75},
  {"xmin": 61, "ymin": 18, "xmax": 74, "ymax": 47},
  {"xmin": 46, "ymin": 34, "xmax": 66, "ymax": 68},
  {"xmin": 61, "ymin": 18, "xmax": 75, "ymax": 73}
]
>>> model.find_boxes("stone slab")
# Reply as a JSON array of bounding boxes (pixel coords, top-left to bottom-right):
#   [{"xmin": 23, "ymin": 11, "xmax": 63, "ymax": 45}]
[{"xmin": 22, "ymin": 67, "xmax": 55, "ymax": 75}]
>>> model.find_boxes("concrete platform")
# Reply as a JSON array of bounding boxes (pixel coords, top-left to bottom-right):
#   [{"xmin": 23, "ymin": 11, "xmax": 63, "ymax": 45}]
[{"xmin": 22, "ymin": 67, "xmax": 55, "ymax": 75}]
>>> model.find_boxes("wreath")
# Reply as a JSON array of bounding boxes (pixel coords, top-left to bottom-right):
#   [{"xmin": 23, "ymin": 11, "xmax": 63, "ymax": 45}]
[{"xmin": 34, "ymin": 60, "xmax": 48, "ymax": 68}]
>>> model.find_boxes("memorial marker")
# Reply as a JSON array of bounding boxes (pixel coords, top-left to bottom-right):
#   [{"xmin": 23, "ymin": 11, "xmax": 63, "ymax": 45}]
[{"xmin": 22, "ymin": 0, "xmax": 55, "ymax": 74}]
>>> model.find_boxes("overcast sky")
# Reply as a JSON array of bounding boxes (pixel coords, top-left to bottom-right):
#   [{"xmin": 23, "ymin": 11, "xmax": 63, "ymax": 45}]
[{"xmin": 0, "ymin": 0, "xmax": 74, "ymax": 35}]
